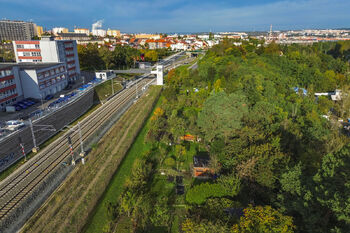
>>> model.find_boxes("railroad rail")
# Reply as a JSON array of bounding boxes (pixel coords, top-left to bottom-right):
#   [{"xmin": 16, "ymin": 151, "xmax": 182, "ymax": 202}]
[{"xmin": 0, "ymin": 77, "xmax": 154, "ymax": 222}]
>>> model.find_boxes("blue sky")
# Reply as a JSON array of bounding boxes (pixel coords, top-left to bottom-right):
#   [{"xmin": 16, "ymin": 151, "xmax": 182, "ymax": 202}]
[{"xmin": 1, "ymin": 0, "xmax": 350, "ymax": 33}]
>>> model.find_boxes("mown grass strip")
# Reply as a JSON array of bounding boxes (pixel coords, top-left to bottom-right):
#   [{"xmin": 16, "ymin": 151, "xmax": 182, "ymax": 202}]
[
  {"xmin": 84, "ymin": 94, "xmax": 162, "ymax": 233},
  {"xmin": 21, "ymin": 86, "xmax": 162, "ymax": 233}
]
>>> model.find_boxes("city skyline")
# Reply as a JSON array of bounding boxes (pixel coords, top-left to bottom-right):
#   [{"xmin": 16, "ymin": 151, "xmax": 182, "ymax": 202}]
[{"xmin": 1, "ymin": 0, "xmax": 350, "ymax": 33}]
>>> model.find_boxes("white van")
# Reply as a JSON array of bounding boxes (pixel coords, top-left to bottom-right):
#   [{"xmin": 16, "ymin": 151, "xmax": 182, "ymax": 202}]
[{"xmin": 6, "ymin": 120, "xmax": 25, "ymax": 131}]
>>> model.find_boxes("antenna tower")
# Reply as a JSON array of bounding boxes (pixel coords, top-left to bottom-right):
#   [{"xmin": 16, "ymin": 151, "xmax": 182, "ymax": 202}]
[{"xmin": 269, "ymin": 24, "xmax": 273, "ymax": 41}]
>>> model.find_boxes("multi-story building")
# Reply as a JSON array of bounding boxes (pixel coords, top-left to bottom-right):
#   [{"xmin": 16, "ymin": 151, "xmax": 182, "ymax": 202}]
[
  {"xmin": 12, "ymin": 36, "xmax": 80, "ymax": 81},
  {"xmin": 52, "ymin": 27, "xmax": 68, "ymax": 35},
  {"xmin": 92, "ymin": 29, "xmax": 106, "ymax": 37},
  {"xmin": 17, "ymin": 63, "xmax": 68, "ymax": 99},
  {"xmin": 0, "ymin": 62, "xmax": 68, "ymax": 110},
  {"xmin": 74, "ymin": 28, "xmax": 90, "ymax": 35},
  {"xmin": 0, "ymin": 64, "xmax": 21, "ymax": 109},
  {"xmin": 36, "ymin": 26, "xmax": 43, "ymax": 37},
  {"xmin": 55, "ymin": 33, "xmax": 90, "ymax": 41},
  {"xmin": 107, "ymin": 29, "xmax": 121, "ymax": 37},
  {"xmin": 0, "ymin": 20, "xmax": 37, "ymax": 41}
]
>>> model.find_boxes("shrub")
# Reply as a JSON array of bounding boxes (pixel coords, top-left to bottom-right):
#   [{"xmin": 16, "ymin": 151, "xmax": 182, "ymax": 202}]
[{"xmin": 186, "ymin": 183, "xmax": 229, "ymax": 205}]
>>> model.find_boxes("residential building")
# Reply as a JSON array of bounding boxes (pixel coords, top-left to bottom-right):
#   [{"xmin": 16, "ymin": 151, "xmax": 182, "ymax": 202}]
[
  {"xmin": 55, "ymin": 33, "xmax": 90, "ymax": 41},
  {"xmin": 107, "ymin": 29, "xmax": 121, "ymax": 37},
  {"xmin": 0, "ymin": 20, "xmax": 37, "ymax": 41},
  {"xmin": 92, "ymin": 29, "xmax": 106, "ymax": 37},
  {"xmin": 12, "ymin": 36, "xmax": 81, "ymax": 81},
  {"xmin": 134, "ymin": 34, "xmax": 161, "ymax": 39},
  {"xmin": 36, "ymin": 26, "xmax": 43, "ymax": 37},
  {"xmin": 52, "ymin": 27, "xmax": 68, "ymax": 35},
  {"xmin": 0, "ymin": 62, "xmax": 68, "ymax": 110},
  {"xmin": 17, "ymin": 63, "xmax": 68, "ymax": 99},
  {"xmin": 0, "ymin": 64, "xmax": 21, "ymax": 110},
  {"xmin": 74, "ymin": 28, "xmax": 90, "ymax": 35}
]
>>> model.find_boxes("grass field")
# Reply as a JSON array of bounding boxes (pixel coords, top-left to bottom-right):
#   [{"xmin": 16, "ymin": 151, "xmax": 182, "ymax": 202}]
[
  {"xmin": 21, "ymin": 86, "xmax": 162, "ymax": 233},
  {"xmin": 84, "ymin": 96, "xmax": 161, "ymax": 233}
]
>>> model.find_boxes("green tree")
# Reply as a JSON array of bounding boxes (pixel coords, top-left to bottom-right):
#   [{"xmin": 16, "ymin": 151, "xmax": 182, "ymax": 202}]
[{"xmin": 197, "ymin": 91, "xmax": 248, "ymax": 143}]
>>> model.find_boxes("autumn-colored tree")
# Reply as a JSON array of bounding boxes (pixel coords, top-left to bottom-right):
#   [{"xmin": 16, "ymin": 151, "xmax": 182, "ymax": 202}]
[{"xmin": 232, "ymin": 205, "xmax": 295, "ymax": 233}]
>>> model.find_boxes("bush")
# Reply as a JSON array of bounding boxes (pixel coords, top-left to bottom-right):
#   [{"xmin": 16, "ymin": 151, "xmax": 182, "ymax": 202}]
[
  {"xmin": 186, "ymin": 183, "xmax": 229, "ymax": 205},
  {"xmin": 164, "ymin": 157, "xmax": 176, "ymax": 168}
]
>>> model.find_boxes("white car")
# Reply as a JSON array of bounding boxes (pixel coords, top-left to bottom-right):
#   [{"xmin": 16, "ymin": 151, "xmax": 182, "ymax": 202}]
[{"xmin": 6, "ymin": 120, "xmax": 25, "ymax": 131}]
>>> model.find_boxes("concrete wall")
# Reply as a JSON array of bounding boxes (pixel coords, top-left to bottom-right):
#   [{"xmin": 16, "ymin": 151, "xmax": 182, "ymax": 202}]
[
  {"xmin": 19, "ymin": 69, "xmax": 40, "ymax": 99},
  {"xmin": 40, "ymin": 41, "xmax": 59, "ymax": 62},
  {"xmin": 0, "ymin": 89, "xmax": 94, "ymax": 172}
]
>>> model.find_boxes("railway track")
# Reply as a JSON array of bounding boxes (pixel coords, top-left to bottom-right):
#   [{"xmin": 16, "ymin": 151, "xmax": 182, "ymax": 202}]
[{"xmin": 0, "ymin": 77, "xmax": 154, "ymax": 222}]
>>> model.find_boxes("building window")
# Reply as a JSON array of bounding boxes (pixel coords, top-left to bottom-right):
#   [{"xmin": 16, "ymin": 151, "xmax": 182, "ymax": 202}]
[
  {"xmin": 35, "ymin": 44, "xmax": 40, "ymax": 49},
  {"xmin": 31, "ymin": 52, "xmax": 41, "ymax": 56},
  {"xmin": 17, "ymin": 44, "xmax": 24, "ymax": 49},
  {"xmin": 50, "ymin": 70, "xmax": 55, "ymax": 75},
  {"xmin": 23, "ymin": 52, "xmax": 30, "ymax": 57}
]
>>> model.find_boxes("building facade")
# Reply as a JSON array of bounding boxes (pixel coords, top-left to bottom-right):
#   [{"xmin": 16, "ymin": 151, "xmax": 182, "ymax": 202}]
[
  {"xmin": 0, "ymin": 64, "xmax": 21, "ymax": 110},
  {"xmin": 55, "ymin": 33, "xmax": 90, "ymax": 41},
  {"xmin": 12, "ymin": 37, "xmax": 80, "ymax": 81},
  {"xmin": 92, "ymin": 29, "xmax": 106, "ymax": 37},
  {"xmin": 52, "ymin": 27, "xmax": 68, "ymax": 35},
  {"xmin": 0, "ymin": 20, "xmax": 37, "ymax": 41},
  {"xmin": 18, "ymin": 63, "xmax": 68, "ymax": 99},
  {"xmin": 36, "ymin": 26, "xmax": 43, "ymax": 37},
  {"xmin": 107, "ymin": 29, "xmax": 121, "ymax": 37},
  {"xmin": 74, "ymin": 28, "xmax": 90, "ymax": 35},
  {"xmin": 0, "ymin": 63, "xmax": 68, "ymax": 110}
]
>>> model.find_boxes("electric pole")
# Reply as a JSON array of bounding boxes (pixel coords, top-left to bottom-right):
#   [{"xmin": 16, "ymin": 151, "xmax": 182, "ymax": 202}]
[
  {"xmin": 18, "ymin": 137, "xmax": 26, "ymax": 161},
  {"xmin": 67, "ymin": 135, "xmax": 75, "ymax": 166}
]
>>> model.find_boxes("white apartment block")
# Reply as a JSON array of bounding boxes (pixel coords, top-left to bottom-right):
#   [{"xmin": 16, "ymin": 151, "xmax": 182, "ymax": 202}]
[
  {"xmin": 74, "ymin": 28, "xmax": 90, "ymax": 35},
  {"xmin": 92, "ymin": 29, "xmax": 106, "ymax": 37},
  {"xmin": 12, "ymin": 36, "xmax": 80, "ymax": 81}
]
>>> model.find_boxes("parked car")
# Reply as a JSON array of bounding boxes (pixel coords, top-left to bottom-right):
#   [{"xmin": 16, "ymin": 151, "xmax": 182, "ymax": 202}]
[
  {"xmin": 45, "ymin": 95, "xmax": 54, "ymax": 100},
  {"xmin": 5, "ymin": 120, "xmax": 25, "ymax": 131},
  {"xmin": 22, "ymin": 101, "xmax": 33, "ymax": 106},
  {"xmin": 17, "ymin": 103, "xmax": 28, "ymax": 109},
  {"xmin": 29, "ymin": 110, "xmax": 43, "ymax": 118},
  {"xmin": 13, "ymin": 104, "xmax": 22, "ymax": 110}
]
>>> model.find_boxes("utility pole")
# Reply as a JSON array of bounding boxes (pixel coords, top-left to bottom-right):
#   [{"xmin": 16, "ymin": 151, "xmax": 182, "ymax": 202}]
[
  {"xmin": 135, "ymin": 79, "xmax": 138, "ymax": 99},
  {"xmin": 63, "ymin": 122, "xmax": 85, "ymax": 165},
  {"xmin": 39, "ymin": 94, "xmax": 44, "ymax": 110},
  {"xmin": 29, "ymin": 119, "xmax": 55, "ymax": 153},
  {"xmin": 29, "ymin": 119, "xmax": 38, "ymax": 153},
  {"xmin": 78, "ymin": 121, "xmax": 85, "ymax": 164},
  {"xmin": 111, "ymin": 78, "xmax": 114, "ymax": 95},
  {"xmin": 18, "ymin": 137, "xmax": 26, "ymax": 161},
  {"xmin": 67, "ymin": 135, "xmax": 75, "ymax": 166}
]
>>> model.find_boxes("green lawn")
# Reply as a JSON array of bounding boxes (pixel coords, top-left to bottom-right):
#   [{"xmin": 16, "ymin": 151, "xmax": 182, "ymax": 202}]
[{"xmin": 84, "ymin": 96, "xmax": 161, "ymax": 233}]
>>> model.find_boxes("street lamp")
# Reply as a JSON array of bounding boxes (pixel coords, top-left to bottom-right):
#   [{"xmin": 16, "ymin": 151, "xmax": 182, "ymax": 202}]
[{"xmin": 39, "ymin": 93, "xmax": 44, "ymax": 110}]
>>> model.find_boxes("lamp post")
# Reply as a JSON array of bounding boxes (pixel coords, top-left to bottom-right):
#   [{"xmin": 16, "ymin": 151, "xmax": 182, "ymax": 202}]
[{"xmin": 39, "ymin": 93, "xmax": 44, "ymax": 110}]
